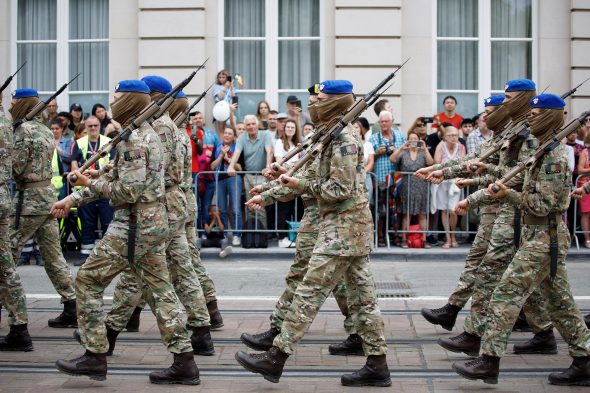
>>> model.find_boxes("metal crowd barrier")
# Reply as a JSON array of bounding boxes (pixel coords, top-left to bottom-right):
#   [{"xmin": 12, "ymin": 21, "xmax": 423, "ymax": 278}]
[
  {"xmin": 192, "ymin": 170, "xmax": 479, "ymax": 248},
  {"xmin": 572, "ymin": 174, "xmax": 590, "ymax": 250}
]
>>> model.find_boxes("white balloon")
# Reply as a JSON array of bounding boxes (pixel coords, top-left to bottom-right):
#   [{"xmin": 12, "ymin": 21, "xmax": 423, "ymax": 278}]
[{"xmin": 213, "ymin": 100, "xmax": 230, "ymax": 122}]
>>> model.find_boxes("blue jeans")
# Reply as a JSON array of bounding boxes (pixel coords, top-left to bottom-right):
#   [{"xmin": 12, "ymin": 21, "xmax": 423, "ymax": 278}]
[
  {"xmin": 197, "ymin": 179, "xmax": 216, "ymax": 231},
  {"xmin": 215, "ymin": 175, "xmax": 243, "ymax": 237},
  {"xmin": 78, "ymin": 198, "xmax": 114, "ymax": 246}
]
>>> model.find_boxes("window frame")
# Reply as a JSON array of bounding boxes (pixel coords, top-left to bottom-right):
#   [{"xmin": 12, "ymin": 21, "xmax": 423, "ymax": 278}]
[
  {"xmin": 10, "ymin": 0, "xmax": 110, "ymax": 110},
  {"xmin": 218, "ymin": 0, "xmax": 324, "ymax": 112},
  {"xmin": 432, "ymin": 0, "xmax": 538, "ymax": 114}
]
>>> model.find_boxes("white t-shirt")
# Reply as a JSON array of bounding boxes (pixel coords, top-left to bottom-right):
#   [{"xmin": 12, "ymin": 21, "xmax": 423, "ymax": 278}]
[
  {"xmin": 363, "ymin": 141, "xmax": 375, "ymax": 166},
  {"xmin": 274, "ymin": 139, "xmax": 298, "ymax": 164}
]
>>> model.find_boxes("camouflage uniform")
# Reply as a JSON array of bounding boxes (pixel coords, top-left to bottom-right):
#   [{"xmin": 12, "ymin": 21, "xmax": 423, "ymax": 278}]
[
  {"xmin": 179, "ymin": 127, "xmax": 217, "ymax": 303},
  {"xmin": 273, "ymin": 125, "xmax": 386, "ymax": 356},
  {"xmin": 10, "ymin": 119, "xmax": 76, "ymax": 303},
  {"xmin": 432, "ymin": 136, "xmax": 502, "ymax": 308},
  {"xmin": 70, "ymin": 122, "xmax": 192, "ymax": 354},
  {"xmin": 464, "ymin": 121, "xmax": 552, "ymax": 336},
  {"xmin": 0, "ymin": 107, "xmax": 28, "ymax": 326},
  {"xmin": 482, "ymin": 144, "xmax": 590, "ymax": 357},
  {"xmin": 106, "ymin": 114, "xmax": 210, "ymax": 331},
  {"xmin": 259, "ymin": 159, "xmax": 353, "ymax": 334}
]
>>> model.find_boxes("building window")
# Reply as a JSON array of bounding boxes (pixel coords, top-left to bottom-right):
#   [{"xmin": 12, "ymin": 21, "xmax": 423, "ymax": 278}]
[
  {"xmin": 436, "ymin": 0, "xmax": 534, "ymax": 117},
  {"xmin": 222, "ymin": 0, "xmax": 320, "ymax": 118},
  {"xmin": 15, "ymin": 0, "xmax": 109, "ymax": 115}
]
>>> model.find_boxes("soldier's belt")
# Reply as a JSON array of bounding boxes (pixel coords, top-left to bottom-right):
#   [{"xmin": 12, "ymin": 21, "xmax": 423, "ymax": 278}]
[
  {"xmin": 114, "ymin": 200, "xmax": 161, "ymax": 211},
  {"xmin": 522, "ymin": 213, "xmax": 561, "ymax": 225},
  {"xmin": 17, "ymin": 179, "xmax": 51, "ymax": 190}
]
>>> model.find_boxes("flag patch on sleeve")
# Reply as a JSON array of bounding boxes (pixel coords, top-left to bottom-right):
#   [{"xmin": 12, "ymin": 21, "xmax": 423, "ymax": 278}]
[
  {"xmin": 544, "ymin": 163, "xmax": 561, "ymax": 174},
  {"xmin": 124, "ymin": 149, "xmax": 142, "ymax": 161},
  {"xmin": 340, "ymin": 144, "xmax": 357, "ymax": 156}
]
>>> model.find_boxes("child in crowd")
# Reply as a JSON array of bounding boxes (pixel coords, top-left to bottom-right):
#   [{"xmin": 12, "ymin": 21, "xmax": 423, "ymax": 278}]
[{"xmin": 200, "ymin": 205, "xmax": 233, "ymax": 258}]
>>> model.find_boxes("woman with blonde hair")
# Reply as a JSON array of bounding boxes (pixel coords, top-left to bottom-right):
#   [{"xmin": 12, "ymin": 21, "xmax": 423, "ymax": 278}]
[{"xmin": 256, "ymin": 100, "xmax": 271, "ymax": 130}]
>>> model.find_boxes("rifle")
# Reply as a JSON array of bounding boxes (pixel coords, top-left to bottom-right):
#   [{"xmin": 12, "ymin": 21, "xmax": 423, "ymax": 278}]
[
  {"xmin": 281, "ymin": 60, "xmax": 409, "ymax": 182},
  {"xmin": 491, "ymin": 110, "xmax": 590, "ymax": 192},
  {"xmin": 12, "ymin": 73, "xmax": 80, "ymax": 130},
  {"xmin": 173, "ymin": 83, "xmax": 214, "ymax": 128},
  {"xmin": 0, "ymin": 62, "xmax": 26, "ymax": 95},
  {"xmin": 561, "ymin": 77, "xmax": 590, "ymax": 100},
  {"xmin": 70, "ymin": 64, "xmax": 206, "ymax": 183}
]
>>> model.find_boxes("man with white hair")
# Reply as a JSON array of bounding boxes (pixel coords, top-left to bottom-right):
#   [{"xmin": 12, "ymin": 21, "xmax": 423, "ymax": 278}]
[
  {"xmin": 370, "ymin": 110, "xmax": 406, "ymax": 246},
  {"xmin": 227, "ymin": 115, "xmax": 273, "ymax": 227}
]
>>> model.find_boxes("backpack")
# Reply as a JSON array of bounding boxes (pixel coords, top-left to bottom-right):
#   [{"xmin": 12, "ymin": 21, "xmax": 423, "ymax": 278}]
[
  {"xmin": 241, "ymin": 218, "xmax": 268, "ymax": 249},
  {"xmin": 406, "ymin": 224, "xmax": 424, "ymax": 248}
]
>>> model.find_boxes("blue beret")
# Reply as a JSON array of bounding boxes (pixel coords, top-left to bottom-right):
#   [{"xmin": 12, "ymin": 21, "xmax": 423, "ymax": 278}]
[
  {"xmin": 484, "ymin": 95, "xmax": 504, "ymax": 107},
  {"xmin": 141, "ymin": 75, "xmax": 172, "ymax": 94},
  {"xmin": 530, "ymin": 93, "xmax": 565, "ymax": 110},
  {"xmin": 176, "ymin": 91, "xmax": 186, "ymax": 98},
  {"xmin": 12, "ymin": 88, "xmax": 38, "ymax": 99},
  {"xmin": 115, "ymin": 80, "xmax": 150, "ymax": 94},
  {"xmin": 318, "ymin": 80, "xmax": 353, "ymax": 94},
  {"xmin": 504, "ymin": 79, "xmax": 536, "ymax": 92}
]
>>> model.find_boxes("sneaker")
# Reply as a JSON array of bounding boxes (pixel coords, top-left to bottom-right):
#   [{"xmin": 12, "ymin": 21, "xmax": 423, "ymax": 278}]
[
  {"xmin": 232, "ymin": 236, "xmax": 241, "ymax": 247},
  {"xmin": 278, "ymin": 237, "xmax": 294, "ymax": 248},
  {"xmin": 219, "ymin": 246, "xmax": 233, "ymax": 258},
  {"xmin": 80, "ymin": 249, "xmax": 92, "ymax": 256}
]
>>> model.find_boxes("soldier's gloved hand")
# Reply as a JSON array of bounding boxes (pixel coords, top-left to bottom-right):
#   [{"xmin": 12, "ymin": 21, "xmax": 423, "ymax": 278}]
[
  {"xmin": 466, "ymin": 161, "xmax": 487, "ymax": 175},
  {"xmin": 455, "ymin": 178, "xmax": 474, "ymax": 189},
  {"xmin": 249, "ymin": 184, "xmax": 264, "ymax": 196},
  {"xmin": 245, "ymin": 195, "xmax": 266, "ymax": 211},
  {"xmin": 279, "ymin": 174, "xmax": 299, "ymax": 189},
  {"xmin": 487, "ymin": 182, "xmax": 508, "ymax": 199},
  {"xmin": 415, "ymin": 166, "xmax": 432, "ymax": 180},
  {"xmin": 50, "ymin": 196, "xmax": 74, "ymax": 218},
  {"xmin": 68, "ymin": 170, "xmax": 91, "ymax": 187},
  {"xmin": 453, "ymin": 199, "xmax": 470, "ymax": 216},
  {"xmin": 570, "ymin": 187, "xmax": 586, "ymax": 200},
  {"xmin": 426, "ymin": 170, "xmax": 444, "ymax": 184}
]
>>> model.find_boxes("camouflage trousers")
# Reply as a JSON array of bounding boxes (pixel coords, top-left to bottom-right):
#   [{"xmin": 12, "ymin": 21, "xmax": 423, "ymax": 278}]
[
  {"xmin": 448, "ymin": 212, "xmax": 495, "ymax": 308},
  {"xmin": 10, "ymin": 214, "xmax": 76, "ymax": 302},
  {"xmin": 482, "ymin": 223, "xmax": 590, "ymax": 358},
  {"xmin": 0, "ymin": 215, "xmax": 28, "ymax": 325},
  {"xmin": 274, "ymin": 253, "xmax": 386, "ymax": 356},
  {"xmin": 185, "ymin": 218, "xmax": 217, "ymax": 303},
  {"xmin": 106, "ymin": 217, "xmax": 210, "ymax": 331},
  {"xmin": 76, "ymin": 206, "xmax": 192, "ymax": 354},
  {"xmin": 270, "ymin": 230, "xmax": 353, "ymax": 334},
  {"xmin": 464, "ymin": 207, "xmax": 552, "ymax": 337}
]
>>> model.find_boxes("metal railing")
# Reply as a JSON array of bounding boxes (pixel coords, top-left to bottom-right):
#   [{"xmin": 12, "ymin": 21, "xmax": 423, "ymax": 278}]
[{"xmin": 572, "ymin": 174, "xmax": 590, "ymax": 250}]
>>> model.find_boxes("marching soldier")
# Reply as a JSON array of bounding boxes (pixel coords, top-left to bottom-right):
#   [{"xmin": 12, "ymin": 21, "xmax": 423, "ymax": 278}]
[
  {"xmin": 52, "ymin": 80, "xmax": 199, "ymax": 384},
  {"xmin": 453, "ymin": 93, "xmax": 590, "ymax": 386},
  {"xmin": 235, "ymin": 80, "xmax": 391, "ymax": 387},
  {"xmin": 9, "ymin": 88, "xmax": 77, "ymax": 328},
  {"xmin": 0, "ymin": 92, "xmax": 32, "ymax": 352}
]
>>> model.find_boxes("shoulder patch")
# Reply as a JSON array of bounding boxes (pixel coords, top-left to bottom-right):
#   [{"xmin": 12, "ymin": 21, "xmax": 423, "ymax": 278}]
[
  {"xmin": 526, "ymin": 139, "xmax": 538, "ymax": 149},
  {"xmin": 340, "ymin": 144, "xmax": 358, "ymax": 156},
  {"xmin": 544, "ymin": 163, "xmax": 561, "ymax": 174},
  {"xmin": 123, "ymin": 149, "xmax": 143, "ymax": 162},
  {"xmin": 159, "ymin": 132, "xmax": 167, "ymax": 143}
]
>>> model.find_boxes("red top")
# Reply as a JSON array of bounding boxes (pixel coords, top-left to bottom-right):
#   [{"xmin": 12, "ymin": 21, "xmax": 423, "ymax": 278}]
[
  {"xmin": 432, "ymin": 112, "xmax": 464, "ymax": 129},
  {"xmin": 186, "ymin": 125, "xmax": 204, "ymax": 173}
]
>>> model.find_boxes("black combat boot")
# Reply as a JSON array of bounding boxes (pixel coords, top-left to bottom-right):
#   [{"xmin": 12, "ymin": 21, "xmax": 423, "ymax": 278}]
[
  {"xmin": 438, "ymin": 331, "xmax": 481, "ymax": 357},
  {"xmin": 73, "ymin": 325, "xmax": 120, "ymax": 356},
  {"xmin": 149, "ymin": 352, "xmax": 200, "ymax": 385},
  {"xmin": 453, "ymin": 354, "xmax": 500, "ymax": 384},
  {"xmin": 420, "ymin": 303, "xmax": 461, "ymax": 331},
  {"xmin": 341, "ymin": 355, "xmax": 392, "ymax": 387},
  {"xmin": 0, "ymin": 324, "xmax": 33, "ymax": 352},
  {"xmin": 125, "ymin": 306, "xmax": 142, "ymax": 332},
  {"xmin": 191, "ymin": 326, "xmax": 215, "ymax": 356},
  {"xmin": 206, "ymin": 300, "xmax": 224, "ymax": 330},
  {"xmin": 328, "ymin": 334, "xmax": 364, "ymax": 356},
  {"xmin": 235, "ymin": 346, "xmax": 289, "ymax": 383},
  {"xmin": 548, "ymin": 356, "xmax": 590, "ymax": 386},
  {"xmin": 55, "ymin": 350, "xmax": 107, "ymax": 381},
  {"xmin": 512, "ymin": 309, "xmax": 532, "ymax": 332},
  {"xmin": 513, "ymin": 329, "xmax": 557, "ymax": 354},
  {"xmin": 584, "ymin": 314, "xmax": 590, "ymax": 329},
  {"xmin": 240, "ymin": 327, "xmax": 280, "ymax": 351},
  {"xmin": 48, "ymin": 300, "xmax": 77, "ymax": 328}
]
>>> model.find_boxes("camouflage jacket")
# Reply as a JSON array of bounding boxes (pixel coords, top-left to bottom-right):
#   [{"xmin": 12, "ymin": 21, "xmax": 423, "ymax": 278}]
[
  {"xmin": 295, "ymin": 125, "xmax": 372, "ymax": 256},
  {"xmin": 71, "ymin": 122, "xmax": 165, "ymax": 211},
  {"xmin": 0, "ymin": 109, "xmax": 12, "ymax": 217},
  {"xmin": 12, "ymin": 119, "xmax": 56, "ymax": 215},
  {"xmin": 441, "ymin": 136, "xmax": 501, "ymax": 179},
  {"xmin": 504, "ymin": 144, "xmax": 571, "ymax": 216},
  {"xmin": 178, "ymin": 125, "xmax": 197, "ymax": 221},
  {"xmin": 152, "ymin": 113, "xmax": 187, "ymax": 224}
]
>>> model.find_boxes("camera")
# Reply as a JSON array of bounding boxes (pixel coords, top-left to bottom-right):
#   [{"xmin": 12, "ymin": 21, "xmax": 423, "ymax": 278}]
[
  {"xmin": 231, "ymin": 96, "xmax": 239, "ymax": 105},
  {"xmin": 227, "ymin": 74, "xmax": 232, "ymax": 82},
  {"xmin": 422, "ymin": 116, "xmax": 434, "ymax": 124},
  {"xmin": 417, "ymin": 141, "xmax": 425, "ymax": 148}
]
